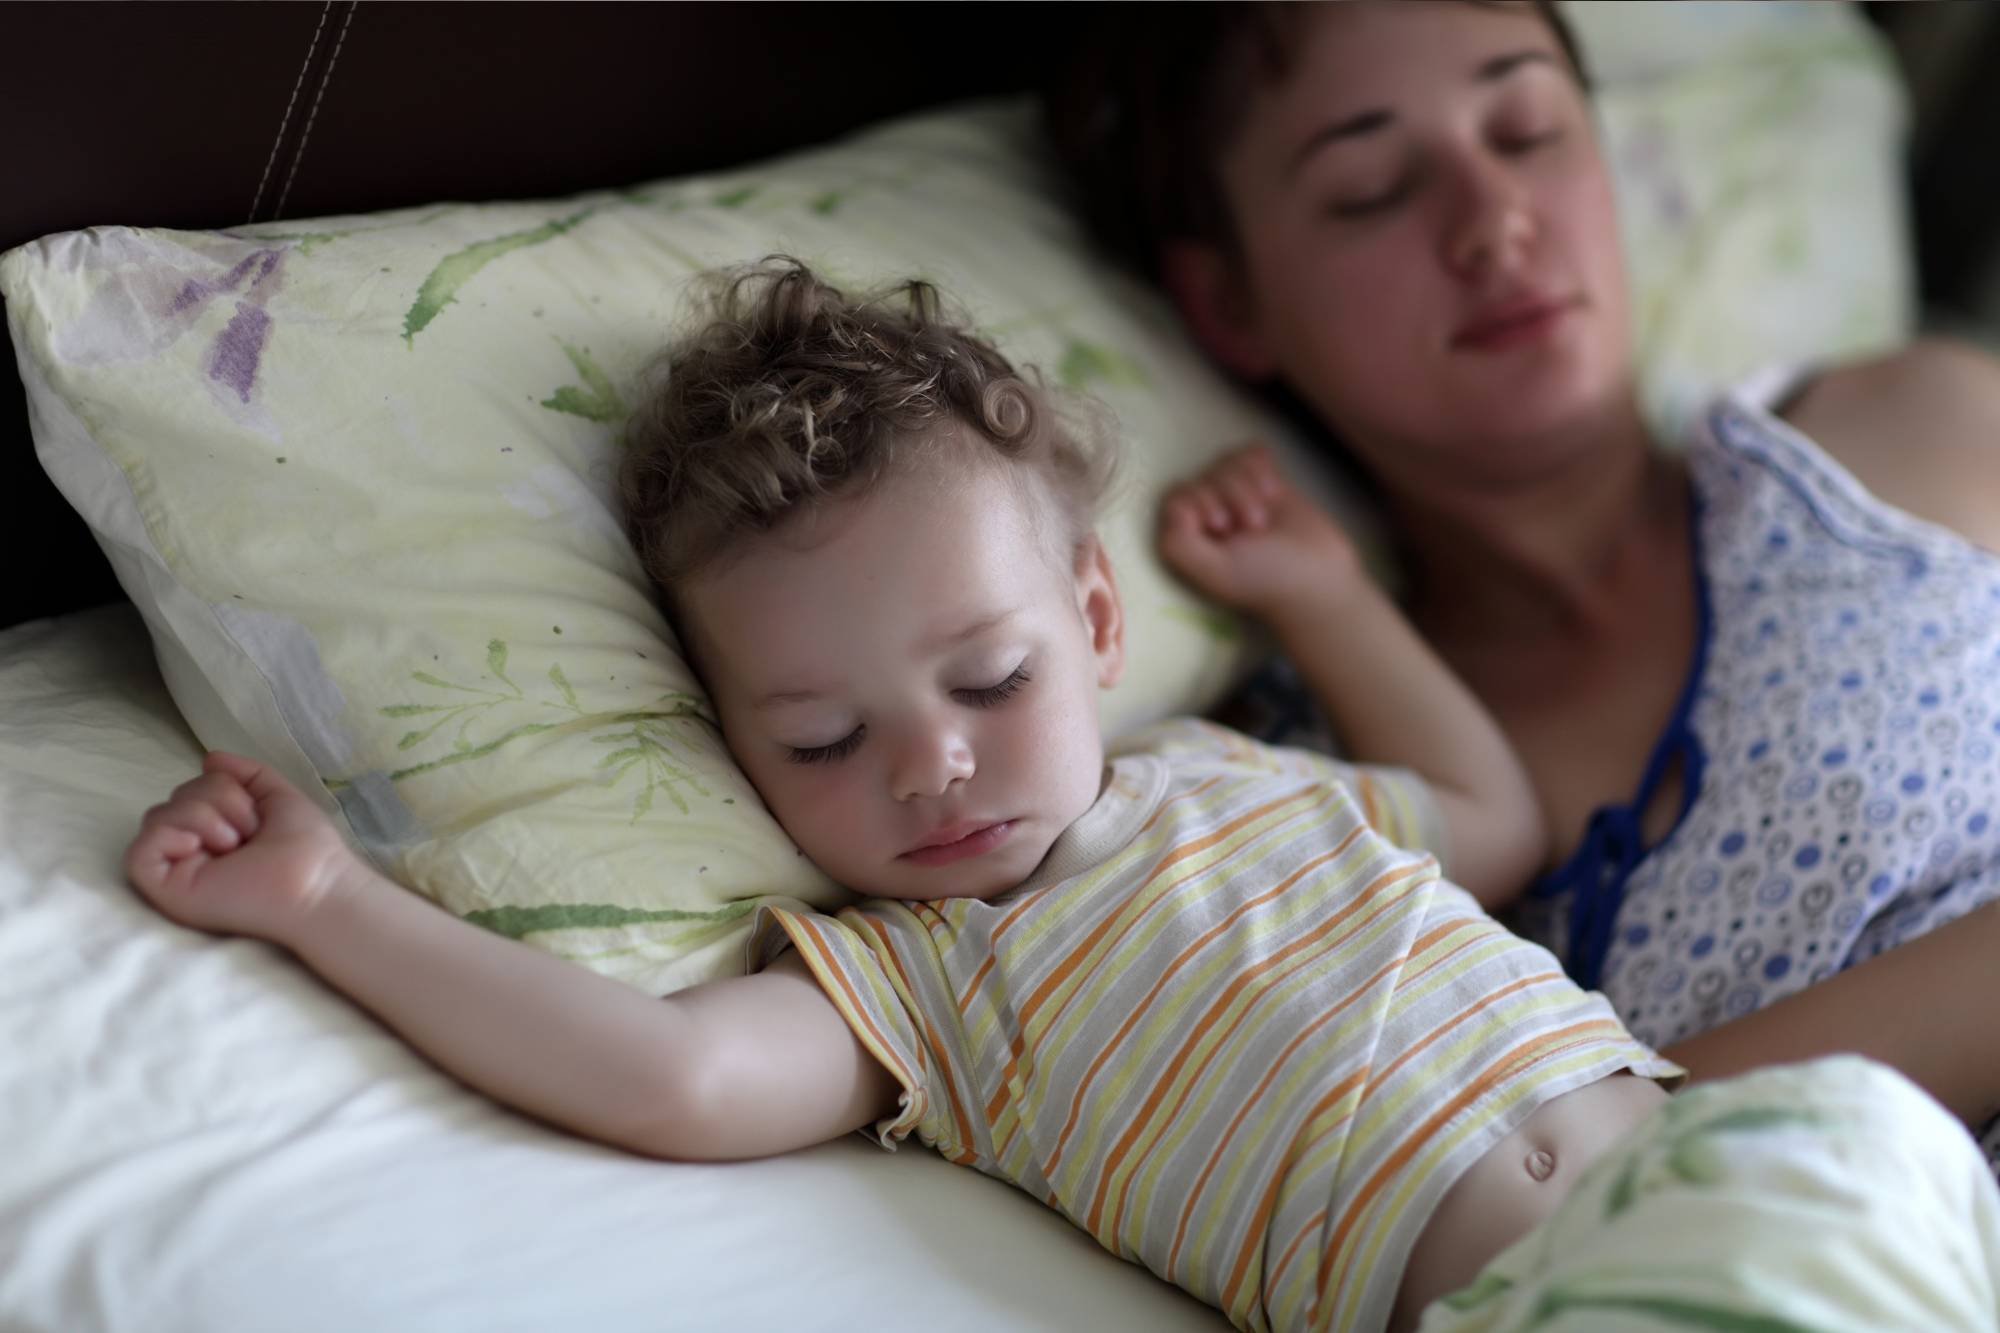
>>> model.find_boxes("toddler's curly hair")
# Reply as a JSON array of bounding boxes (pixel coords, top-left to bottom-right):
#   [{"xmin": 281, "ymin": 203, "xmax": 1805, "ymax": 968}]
[{"xmin": 619, "ymin": 257, "xmax": 1118, "ymax": 610}]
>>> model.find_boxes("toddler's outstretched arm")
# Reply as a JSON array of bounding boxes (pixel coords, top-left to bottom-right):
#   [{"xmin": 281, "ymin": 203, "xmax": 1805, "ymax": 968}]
[
  {"xmin": 126, "ymin": 752, "xmax": 893, "ymax": 1160},
  {"xmin": 1159, "ymin": 445, "xmax": 1544, "ymax": 907}
]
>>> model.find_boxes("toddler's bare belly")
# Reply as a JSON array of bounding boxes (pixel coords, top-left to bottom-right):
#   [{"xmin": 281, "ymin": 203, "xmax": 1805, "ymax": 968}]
[{"xmin": 1390, "ymin": 1072, "xmax": 1668, "ymax": 1331}]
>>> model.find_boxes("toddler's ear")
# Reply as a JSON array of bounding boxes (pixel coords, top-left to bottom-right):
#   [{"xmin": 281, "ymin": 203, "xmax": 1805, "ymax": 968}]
[
  {"xmin": 1075, "ymin": 536, "xmax": 1125, "ymax": 689},
  {"xmin": 1160, "ymin": 241, "xmax": 1279, "ymax": 382}
]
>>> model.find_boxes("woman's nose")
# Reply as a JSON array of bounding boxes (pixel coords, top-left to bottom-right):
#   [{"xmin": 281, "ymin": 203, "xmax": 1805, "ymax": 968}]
[
  {"xmin": 1442, "ymin": 154, "xmax": 1536, "ymax": 281},
  {"xmin": 891, "ymin": 725, "xmax": 976, "ymax": 801}
]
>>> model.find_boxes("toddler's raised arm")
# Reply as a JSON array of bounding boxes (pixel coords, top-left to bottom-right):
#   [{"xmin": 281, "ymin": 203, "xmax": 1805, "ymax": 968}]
[
  {"xmin": 1159, "ymin": 446, "xmax": 1544, "ymax": 907},
  {"xmin": 126, "ymin": 753, "xmax": 893, "ymax": 1160}
]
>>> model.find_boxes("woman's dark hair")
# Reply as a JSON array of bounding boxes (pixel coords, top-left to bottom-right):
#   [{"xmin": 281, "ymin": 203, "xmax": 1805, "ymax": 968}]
[{"xmin": 1043, "ymin": 1, "xmax": 1590, "ymax": 280}]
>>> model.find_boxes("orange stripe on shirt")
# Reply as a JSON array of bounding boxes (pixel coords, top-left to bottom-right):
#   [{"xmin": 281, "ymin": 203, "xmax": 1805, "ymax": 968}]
[
  {"xmin": 1162, "ymin": 966, "xmax": 1396, "ymax": 1278},
  {"xmin": 952, "ymin": 776, "xmax": 1230, "ymax": 1018},
  {"xmin": 1312, "ymin": 1019, "xmax": 1620, "ymax": 1302},
  {"xmin": 981, "ymin": 784, "xmax": 1338, "ymax": 1124},
  {"xmin": 1086, "ymin": 856, "xmax": 1428, "ymax": 1236},
  {"xmin": 1040, "ymin": 822, "xmax": 1371, "ymax": 1179},
  {"xmin": 855, "ymin": 910, "xmax": 981, "ymax": 1157},
  {"xmin": 1214, "ymin": 1064, "xmax": 1382, "ymax": 1315},
  {"xmin": 1157, "ymin": 895, "xmax": 1433, "ymax": 1278},
  {"xmin": 773, "ymin": 913, "xmax": 922, "ymax": 1116}
]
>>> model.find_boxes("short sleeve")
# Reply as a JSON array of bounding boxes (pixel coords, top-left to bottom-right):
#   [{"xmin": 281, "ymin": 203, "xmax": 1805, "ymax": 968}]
[
  {"xmin": 1273, "ymin": 747, "xmax": 1450, "ymax": 865},
  {"xmin": 1110, "ymin": 717, "xmax": 1451, "ymax": 862},
  {"xmin": 748, "ymin": 904, "xmax": 943, "ymax": 1151}
]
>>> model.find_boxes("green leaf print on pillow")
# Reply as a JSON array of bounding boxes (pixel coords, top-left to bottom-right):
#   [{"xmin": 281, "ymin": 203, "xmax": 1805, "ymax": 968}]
[
  {"xmin": 590, "ymin": 710, "xmax": 714, "ymax": 818},
  {"xmin": 403, "ymin": 206, "xmax": 601, "ymax": 343},
  {"xmin": 1056, "ymin": 337, "xmax": 1148, "ymax": 392},
  {"xmin": 539, "ymin": 341, "xmax": 627, "ymax": 423},
  {"xmin": 465, "ymin": 898, "xmax": 756, "ymax": 942},
  {"xmin": 376, "ymin": 639, "xmax": 715, "ymax": 821}
]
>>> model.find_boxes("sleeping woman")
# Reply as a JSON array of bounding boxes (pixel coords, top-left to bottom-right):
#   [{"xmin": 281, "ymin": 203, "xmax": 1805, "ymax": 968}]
[{"xmin": 1048, "ymin": 0, "xmax": 2000, "ymax": 1166}]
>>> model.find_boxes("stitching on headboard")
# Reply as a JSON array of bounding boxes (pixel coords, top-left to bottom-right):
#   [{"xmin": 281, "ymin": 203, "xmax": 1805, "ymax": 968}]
[
  {"xmin": 272, "ymin": 2, "xmax": 358, "ymax": 223},
  {"xmin": 246, "ymin": 0, "xmax": 333, "ymax": 224}
]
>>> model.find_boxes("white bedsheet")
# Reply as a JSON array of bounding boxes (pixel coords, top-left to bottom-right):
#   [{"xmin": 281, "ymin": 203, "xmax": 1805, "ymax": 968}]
[{"xmin": 0, "ymin": 604, "xmax": 1224, "ymax": 1333}]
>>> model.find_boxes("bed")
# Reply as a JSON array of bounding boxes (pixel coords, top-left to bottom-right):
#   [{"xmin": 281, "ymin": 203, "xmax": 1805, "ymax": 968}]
[
  {"xmin": 0, "ymin": 602, "xmax": 1229, "ymax": 1331},
  {"xmin": 0, "ymin": 4, "xmax": 1923, "ymax": 1330}
]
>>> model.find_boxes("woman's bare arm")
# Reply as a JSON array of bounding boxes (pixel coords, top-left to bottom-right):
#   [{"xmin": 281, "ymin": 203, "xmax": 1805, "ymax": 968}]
[
  {"xmin": 1786, "ymin": 335, "xmax": 2000, "ymax": 552},
  {"xmin": 1662, "ymin": 897, "xmax": 2000, "ymax": 1127}
]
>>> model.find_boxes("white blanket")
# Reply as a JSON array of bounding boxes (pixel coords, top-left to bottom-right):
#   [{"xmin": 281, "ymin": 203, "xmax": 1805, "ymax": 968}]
[{"xmin": 0, "ymin": 604, "xmax": 1223, "ymax": 1333}]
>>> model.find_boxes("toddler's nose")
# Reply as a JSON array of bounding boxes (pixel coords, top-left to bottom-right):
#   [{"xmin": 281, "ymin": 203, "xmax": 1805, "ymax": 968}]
[{"xmin": 892, "ymin": 728, "xmax": 975, "ymax": 801}]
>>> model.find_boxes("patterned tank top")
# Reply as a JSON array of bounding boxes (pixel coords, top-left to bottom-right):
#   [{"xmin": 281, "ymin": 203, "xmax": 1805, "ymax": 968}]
[{"xmin": 1512, "ymin": 370, "xmax": 2000, "ymax": 1054}]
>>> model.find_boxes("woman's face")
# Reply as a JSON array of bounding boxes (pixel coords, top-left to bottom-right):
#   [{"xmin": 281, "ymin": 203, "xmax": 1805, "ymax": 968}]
[{"xmin": 1189, "ymin": 1, "xmax": 1634, "ymax": 491}]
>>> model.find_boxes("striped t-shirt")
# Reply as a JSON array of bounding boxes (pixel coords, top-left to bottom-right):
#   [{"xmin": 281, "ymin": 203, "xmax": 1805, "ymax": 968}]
[{"xmin": 753, "ymin": 719, "xmax": 1678, "ymax": 1333}]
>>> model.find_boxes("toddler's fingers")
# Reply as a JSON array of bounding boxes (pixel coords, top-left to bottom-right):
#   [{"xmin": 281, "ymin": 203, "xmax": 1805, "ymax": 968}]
[
  {"xmin": 1158, "ymin": 500, "xmax": 1200, "ymax": 556},
  {"xmin": 1159, "ymin": 490, "xmax": 1204, "ymax": 537},
  {"xmin": 202, "ymin": 750, "xmax": 257, "ymax": 776},
  {"xmin": 176, "ymin": 767, "xmax": 262, "ymax": 839},
  {"xmin": 1157, "ymin": 509, "xmax": 1210, "ymax": 568},
  {"xmin": 1191, "ymin": 484, "xmax": 1231, "ymax": 535},
  {"xmin": 1215, "ymin": 467, "xmax": 1268, "ymax": 531},
  {"xmin": 202, "ymin": 751, "xmax": 292, "ymax": 811},
  {"xmin": 1246, "ymin": 443, "xmax": 1282, "ymax": 492},
  {"xmin": 211, "ymin": 777, "xmax": 259, "ymax": 840},
  {"xmin": 172, "ymin": 797, "xmax": 244, "ymax": 853},
  {"xmin": 202, "ymin": 750, "xmax": 277, "ymax": 789},
  {"xmin": 148, "ymin": 779, "xmax": 247, "ymax": 847},
  {"xmin": 1227, "ymin": 445, "xmax": 1285, "ymax": 502},
  {"xmin": 124, "ymin": 823, "xmax": 203, "ymax": 894}
]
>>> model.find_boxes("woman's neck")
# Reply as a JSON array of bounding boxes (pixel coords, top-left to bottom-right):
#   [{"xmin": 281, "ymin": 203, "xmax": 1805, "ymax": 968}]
[{"xmin": 1391, "ymin": 415, "xmax": 1688, "ymax": 646}]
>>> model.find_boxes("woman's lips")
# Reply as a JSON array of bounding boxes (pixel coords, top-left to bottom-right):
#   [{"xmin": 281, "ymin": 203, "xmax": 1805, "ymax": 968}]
[
  {"xmin": 1452, "ymin": 297, "xmax": 1579, "ymax": 351},
  {"xmin": 900, "ymin": 820, "xmax": 1016, "ymax": 867}
]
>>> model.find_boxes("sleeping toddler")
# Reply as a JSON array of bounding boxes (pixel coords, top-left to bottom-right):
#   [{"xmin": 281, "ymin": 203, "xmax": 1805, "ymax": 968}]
[{"xmin": 126, "ymin": 259, "xmax": 2000, "ymax": 1333}]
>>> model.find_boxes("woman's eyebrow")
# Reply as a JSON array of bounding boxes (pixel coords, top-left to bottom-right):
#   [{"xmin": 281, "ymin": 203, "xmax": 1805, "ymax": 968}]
[
  {"xmin": 1477, "ymin": 49, "xmax": 1558, "ymax": 83},
  {"xmin": 1285, "ymin": 48, "xmax": 1558, "ymax": 180},
  {"xmin": 1286, "ymin": 110, "xmax": 1393, "ymax": 179}
]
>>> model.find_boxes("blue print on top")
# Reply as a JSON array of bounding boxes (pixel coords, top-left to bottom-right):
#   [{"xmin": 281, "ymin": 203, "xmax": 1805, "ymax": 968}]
[{"xmin": 1512, "ymin": 379, "xmax": 2000, "ymax": 1055}]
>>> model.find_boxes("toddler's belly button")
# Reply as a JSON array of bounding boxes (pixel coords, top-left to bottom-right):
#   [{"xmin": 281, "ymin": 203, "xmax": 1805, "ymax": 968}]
[{"xmin": 1392, "ymin": 1075, "xmax": 1664, "ymax": 1331}]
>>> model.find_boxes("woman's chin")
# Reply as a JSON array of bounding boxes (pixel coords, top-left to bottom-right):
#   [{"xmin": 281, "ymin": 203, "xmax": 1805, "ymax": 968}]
[{"xmin": 1455, "ymin": 350, "xmax": 1632, "ymax": 450}]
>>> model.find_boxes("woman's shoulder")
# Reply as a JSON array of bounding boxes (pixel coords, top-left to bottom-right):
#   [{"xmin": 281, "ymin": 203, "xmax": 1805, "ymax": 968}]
[{"xmin": 1776, "ymin": 336, "xmax": 2000, "ymax": 551}]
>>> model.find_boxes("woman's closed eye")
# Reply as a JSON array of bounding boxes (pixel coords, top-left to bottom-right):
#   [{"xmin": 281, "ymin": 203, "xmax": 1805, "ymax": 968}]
[
  {"xmin": 1495, "ymin": 127, "xmax": 1563, "ymax": 156},
  {"xmin": 1328, "ymin": 180, "xmax": 1412, "ymax": 219},
  {"xmin": 1328, "ymin": 131, "xmax": 1559, "ymax": 220},
  {"xmin": 955, "ymin": 664, "xmax": 1032, "ymax": 708}
]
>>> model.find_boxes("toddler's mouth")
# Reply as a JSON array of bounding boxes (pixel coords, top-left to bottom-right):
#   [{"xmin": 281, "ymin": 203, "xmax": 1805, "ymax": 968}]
[{"xmin": 900, "ymin": 820, "xmax": 1016, "ymax": 867}]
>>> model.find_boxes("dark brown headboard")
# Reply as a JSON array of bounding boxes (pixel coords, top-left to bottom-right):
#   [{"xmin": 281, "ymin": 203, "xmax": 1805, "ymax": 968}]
[{"xmin": 2, "ymin": 1, "xmax": 1061, "ymax": 629}]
